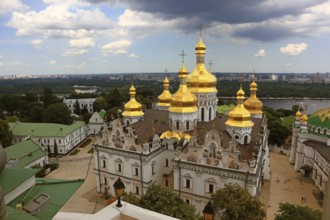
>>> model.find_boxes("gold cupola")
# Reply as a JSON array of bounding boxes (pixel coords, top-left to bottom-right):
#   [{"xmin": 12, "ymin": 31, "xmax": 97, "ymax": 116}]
[
  {"xmin": 226, "ymin": 85, "xmax": 254, "ymax": 127},
  {"xmin": 169, "ymin": 64, "xmax": 198, "ymax": 113},
  {"xmin": 187, "ymin": 37, "xmax": 217, "ymax": 93},
  {"xmin": 295, "ymin": 110, "xmax": 302, "ymax": 120},
  {"xmin": 301, "ymin": 114, "xmax": 308, "ymax": 123},
  {"xmin": 157, "ymin": 76, "xmax": 172, "ymax": 108},
  {"xmin": 243, "ymin": 80, "xmax": 263, "ymax": 115},
  {"xmin": 122, "ymin": 84, "xmax": 144, "ymax": 117}
]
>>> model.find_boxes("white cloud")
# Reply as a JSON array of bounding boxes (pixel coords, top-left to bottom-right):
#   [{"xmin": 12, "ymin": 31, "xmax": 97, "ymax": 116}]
[
  {"xmin": 280, "ymin": 43, "xmax": 308, "ymax": 56},
  {"xmin": 128, "ymin": 53, "xmax": 138, "ymax": 58},
  {"xmin": 31, "ymin": 39, "xmax": 43, "ymax": 49},
  {"xmin": 255, "ymin": 49, "xmax": 265, "ymax": 57},
  {"xmin": 286, "ymin": 63, "xmax": 293, "ymax": 66},
  {"xmin": 0, "ymin": 54, "xmax": 3, "ymax": 59},
  {"xmin": 101, "ymin": 40, "xmax": 132, "ymax": 55},
  {"xmin": 62, "ymin": 49, "xmax": 88, "ymax": 57},
  {"xmin": 0, "ymin": 0, "xmax": 27, "ymax": 17},
  {"xmin": 113, "ymin": 50, "xmax": 128, "ymax": 54},
  {"xmin": 49, "ymin": 60, "xmax": 56, "ymax": 64},
  {"xmin": 69, "ymin": 37, "xmax": 95, "ymax": 48},
  {"xmin": 7, "ymin": 4, "xmax": 112, "ymax": 38}
]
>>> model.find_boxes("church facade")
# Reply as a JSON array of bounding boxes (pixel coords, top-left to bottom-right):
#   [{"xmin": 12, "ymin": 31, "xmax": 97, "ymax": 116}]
[
  {"xmin": 94, "ymin": 36, "xmax": 270, "ymax": 212},
  {"xmin": 290, "ymin": 108, "xmax": 330, "ymax": 193}
]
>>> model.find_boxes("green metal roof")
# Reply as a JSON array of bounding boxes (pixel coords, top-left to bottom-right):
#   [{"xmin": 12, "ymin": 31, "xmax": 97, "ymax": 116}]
[
  {"xmin": 7, "ymin": 178, "xmax": 84, "ymax": 220},
  {"xmin": 9, "ymin": 121, "xmax": 85, "ymax": 137},
  {"xmin": 4, "ymin": 139, "xmax": 47, "ymax": 168},
  {"xmin": 0, "ymin": 168, "xmax": 38, "ymax": 195},
  {"xmin": 5, "ymin": 206, "xmax": 39, "ymax": 220},
  {"xmin": 308, "ymin": 108, "xmax": 330, "ymax": 129},
  {"xmin": 98, "ymin": 109, "xmax": 106, "ymax": 119}
]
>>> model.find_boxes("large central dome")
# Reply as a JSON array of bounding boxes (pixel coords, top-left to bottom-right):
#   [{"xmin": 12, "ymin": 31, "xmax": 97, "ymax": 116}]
[{"xmin": 187, "ymin": 37, "xmax": 217, "ymax": 93}]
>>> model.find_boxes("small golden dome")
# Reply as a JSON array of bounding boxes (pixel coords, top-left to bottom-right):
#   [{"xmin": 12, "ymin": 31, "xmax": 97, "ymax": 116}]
[
  {"xmin": 195, "ymin": 37, "xmax": 206, "ymax": 51},
  {"xmin": 295, "ymin": 110, "xmax": 302, "ymax": 119},
  {"xmin": 187, "ymin": 37, "xmax": 217, "ymax": 93},
  {"xmin": 157, "ymin": 76, "xmax": 172, "ymax": 107},
  {"xmin": 226, "ymin": 86, "xmax": 254, "ymax": 127},
  {"xmin": 122, "ymin": 84, "xmax": 144, "ymax": 117},
  {"xmin": 243, "ymin": 80, "xmax": 263, "ymax": 115},
  {"xmin": 169, "ymin": 64, "xmax": 198, "ymax": 113},
  {"xmin": 301, "ymin": 114, "xmax": 308, "ymax": 122}
]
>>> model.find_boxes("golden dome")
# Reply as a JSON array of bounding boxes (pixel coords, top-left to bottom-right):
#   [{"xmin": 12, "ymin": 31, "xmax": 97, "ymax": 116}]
[
  {"xmin": 160, "ymin": 130, "xmax": 191, "ymax": 141},
  {"xmin": 187, "ymin": 37, "xmax": 217, "ymax": 93},
  {"xmin": 169, "ymin": 64, "xmax": 198, "ymax": 113},
  {"xmin": 301, "ymin": 114, "xmax": 308, "ymax": 122},
  {"xmin": 122, "ymin": 84, "xmax": 144, "ymax": 117},
  {"xmin": 226, "ymin": 86, "xmax": 254, "ymax": 127},
  {"xmin": 157, "ymin": 76, "xmax": 172, "ymax": 107},
  {"xmin": 243, "ymin": 80, "xmax": 263, "ymax": 115},
  {"xmin": 295, "ymin": 110, "xmax": 302, "ymax": 119}
]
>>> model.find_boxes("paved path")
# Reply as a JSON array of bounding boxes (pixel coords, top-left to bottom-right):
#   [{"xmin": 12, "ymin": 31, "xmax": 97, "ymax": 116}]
[
  {"xmin": 46, "ymin": 141, "xmax": 107, "ymax": 214},
  {"xmin": 260, "ymin": 151, "xmax": 322, "ymax": 220}
]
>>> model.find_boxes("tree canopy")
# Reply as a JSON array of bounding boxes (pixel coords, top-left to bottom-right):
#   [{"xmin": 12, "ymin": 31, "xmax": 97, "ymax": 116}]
[
  {"xmin": 122, "ymin": 184, "xmax": 198, "ymax": 220},
  {"xmin": 0, "ymin": 120, "xmax": 13, "ymax": 148},
  {"xmin": 93, "ymin": 97, "xmax": 108, "ymax": 112},
  {"xmin": 275, "ymin": 203, "xmax": 322, "ymax": 220},
  {"xmin": 42, "ymin": 103, "xmax": 73, "ymax": 125},
  {"xmin": 211, "ymin": 184, "xmax": 265, "ymax": 220}
]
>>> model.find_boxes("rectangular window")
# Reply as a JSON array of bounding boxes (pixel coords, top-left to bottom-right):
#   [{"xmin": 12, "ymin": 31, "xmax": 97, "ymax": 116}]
[
  {"xmin": 186, "ymin": 179, "xmax": 190, "ymax": 188},
  {"xmin": 104, "ymin": 177, "xmax": 107, "ymax": 185},
  {"xmin": 135, "ymin": 167, "xmax": 139, "ymax": 176},
  {"xmin": 209, "ymin": 184, "xmax": 214, "ymax": 193},
  {"xmin": 165, "ymin": 159, "xmax": 168, "ymax": 167},
  {"xmin": 135, "ymin": 186, "xmax": 139, "ymax": 195},
  {"xmin": 59, "ymin": 139, "xmax": 61, "ymax": 144},
  {"xmin": 118, "ymin": 164, "xmax": 122, "ymax": 172},
  {"xmin": 102, "ymin": 160, "xmax": 106, "ymax": 168},
  {"xmin": 186, "ymin": 199, "xmax": 190, "ymax": 204},
  {"xmin": 165, "ymin": 180, "xmax": 168, "ymax": 187}
]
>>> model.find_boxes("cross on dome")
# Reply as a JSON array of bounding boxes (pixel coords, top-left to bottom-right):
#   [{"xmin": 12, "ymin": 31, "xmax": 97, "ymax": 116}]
[{"xmin": 180, "ymin": 50, "xmax": 187, "ymax": 64}]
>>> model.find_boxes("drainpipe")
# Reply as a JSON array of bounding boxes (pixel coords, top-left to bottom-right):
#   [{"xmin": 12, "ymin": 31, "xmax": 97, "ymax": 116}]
[
  {"xmin": 96, "ymin": 147, "xmax": 102, "ymax": 193},
  {"xmin": 179, "ymin": 159, "xmax": 181, "ymax": 196},
  {"xmin": 140, "ymin": 152, "xmax": 144, "ymax": 196}
]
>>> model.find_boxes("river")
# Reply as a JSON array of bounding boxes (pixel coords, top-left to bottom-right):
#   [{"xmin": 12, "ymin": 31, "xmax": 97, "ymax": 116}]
[{"xmin": 220, "ymin": 97, "xmax": 330, "ymax": 114}]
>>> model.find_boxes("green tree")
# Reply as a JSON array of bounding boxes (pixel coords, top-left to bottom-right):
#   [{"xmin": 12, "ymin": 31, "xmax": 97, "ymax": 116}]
[
  {"xmin": 140, "ymin": 185, "xmax": 198, "ymax": 220},
  {"xmin": 42, "ymin": 103, "xmax": 73, "ymax": 125},
  {"xmin": 122, "ymin": 192, "xmax": 140, "ymax": 206},
  {"xmin": 211, "ymin": 184, "xmax": 265, "ymax": 220},
  {"xmin": 93, "ymin": 97, "xmax": 108, "ymax": 112},
  {"xmin": 6, "ymin": 115, "xmax": 19, "ymax": 122},
  {"xmin": 107, "ymin": 88, "xmax": 123, "ymax": 108},
  {"xmin": 0, "ymin": 120, "xmax": 13, "ymax": 148},
  {"xmin": 74, "ymin": 100, "xmax": 81, "ymax": 115},
  {"xmin": 28, "ymin": 103, "xmax": 44, "ymax": 122},
  {"xmin": 275, "ymin": 203, "xmax": 322, "ymax": 220},
  {"xmin": 41, "ymin": 88, "xmax": 54, "ymax": 109},
  {"xmin": 105, "ymin": 108, "xmax": 120, "ymax": 122},
  {"xmin": 82, "ymin": 112, "xmax": 93, "ymax": 124}
]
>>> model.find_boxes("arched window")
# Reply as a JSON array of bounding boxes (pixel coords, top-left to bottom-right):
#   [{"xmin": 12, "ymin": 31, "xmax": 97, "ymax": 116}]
[
  {"xmin": 126, "ymin": 120, "xmax": 130, "ymax": 125},
  {"xmin": 201, "ymin": 108, "xmax": 205, "ymax": 121},
  {"xmin": 318, "ymin": 128, "xmax": 321, "ymax": 133},
  {"xmin": 165, "ymin": 159, "xmax": 169, "ymax": 167},
  {"xmin": 244, "ymin": 135, "xmax": 248, "ymax": 144},
  {"xmin": 324, "ymin": 129, "xmax": 327, "ymax": 135},
  {"xmin": 176, "ymin": 121, "xmax": 180, "ymax": 130},
  {"xmin": 186, "ymin": 121, "xmax": 189, "ymax": 130},
  {"xmin": 209, "ymin": 107, "xmax": 212, "ymax": 121}
]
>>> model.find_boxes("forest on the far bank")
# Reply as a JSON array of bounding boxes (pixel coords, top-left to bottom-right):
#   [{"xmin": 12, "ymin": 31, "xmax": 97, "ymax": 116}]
[{"xmin": 0, "ymin": 78, "xmax": 330, "ymax": 98}]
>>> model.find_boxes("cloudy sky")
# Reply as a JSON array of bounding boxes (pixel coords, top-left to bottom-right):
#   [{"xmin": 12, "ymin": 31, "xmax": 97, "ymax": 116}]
[{"xmin": 1, "ymin": 0, "xmax": 330, "ymax": 75}]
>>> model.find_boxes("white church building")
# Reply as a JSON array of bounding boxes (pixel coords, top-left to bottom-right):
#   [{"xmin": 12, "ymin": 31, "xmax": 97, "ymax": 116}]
[{"xmin": 94, "ymin": 36, "xmax": 270, "ymax": 212}]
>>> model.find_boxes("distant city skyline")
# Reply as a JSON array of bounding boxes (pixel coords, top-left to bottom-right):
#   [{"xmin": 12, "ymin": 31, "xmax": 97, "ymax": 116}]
[{"xmin": 0, "ymin": 0, "xmax": 330, "ymax": 75}]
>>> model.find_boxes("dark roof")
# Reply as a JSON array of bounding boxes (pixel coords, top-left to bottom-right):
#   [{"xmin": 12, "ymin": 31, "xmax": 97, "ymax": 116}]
[
  {"xmin": 304, "ymin": 140, "xmax": 330, "ymax": 163},
  {"xmin": 129, "ymin": 109, "xmax": 264, "ymax": 160}
]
